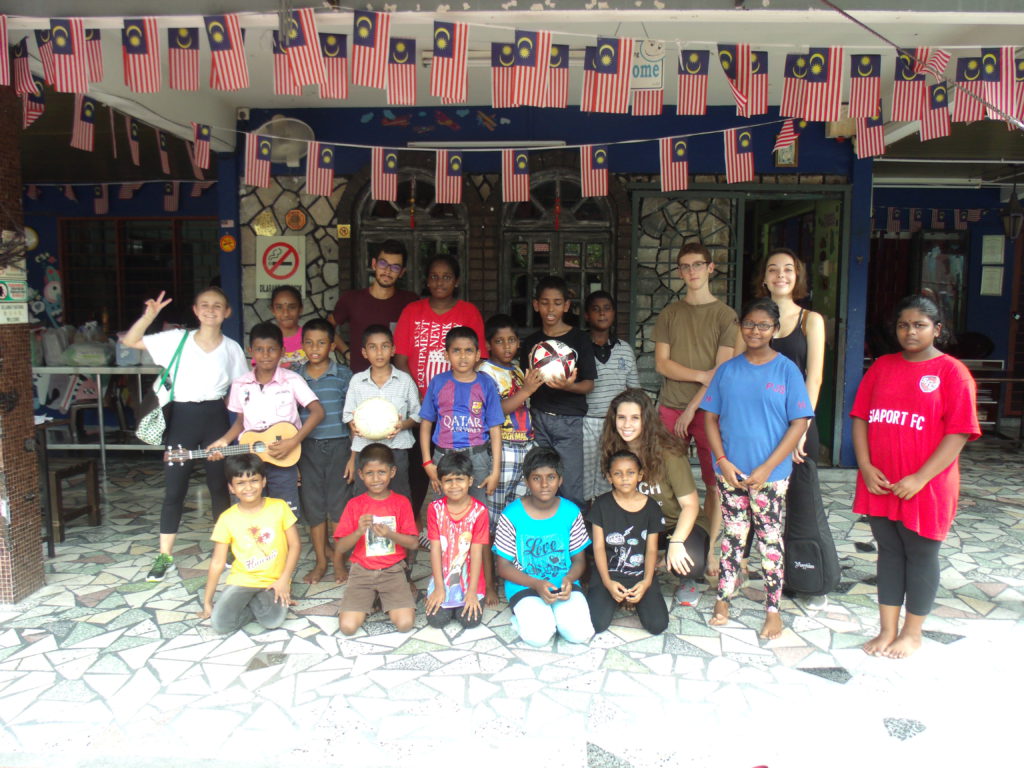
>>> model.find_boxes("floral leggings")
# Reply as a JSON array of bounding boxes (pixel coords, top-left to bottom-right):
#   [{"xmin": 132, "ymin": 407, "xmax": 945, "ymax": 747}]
[{"xmin": 716, "ymin": 476, "xmax": 790, "ymax": 612}]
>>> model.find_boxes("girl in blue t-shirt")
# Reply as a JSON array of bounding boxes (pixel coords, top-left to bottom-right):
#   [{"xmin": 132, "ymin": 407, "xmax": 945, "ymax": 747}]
[{"xmin": 701, "ymin": 299, "xmax": 814, "ymax": 640}]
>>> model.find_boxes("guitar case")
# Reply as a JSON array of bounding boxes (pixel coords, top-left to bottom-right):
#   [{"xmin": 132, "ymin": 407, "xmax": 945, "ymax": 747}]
[{"xmin": 783, "ymin": 458, "xmax": 841, "ymax": 596}]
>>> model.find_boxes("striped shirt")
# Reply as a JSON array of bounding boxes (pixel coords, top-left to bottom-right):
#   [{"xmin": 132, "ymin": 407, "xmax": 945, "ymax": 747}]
[
  {"xmin": 343, "ymin": 365, "xmax": 421, "ymax": 451},
  {"xmin": 586, "ymin": 337, "xmax": 640, "ymax": 419},
  {"xmin": 298, "ymin": 360, "xmax": 352, "ymax": 440}
]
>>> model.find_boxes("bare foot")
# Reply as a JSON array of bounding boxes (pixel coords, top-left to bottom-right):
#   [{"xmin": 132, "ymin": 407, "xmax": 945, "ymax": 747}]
[
  {"xmin": 485, "ymin": 588, "xmax": 501, "ymax": 608},
  {"xmin": 334, "ymin": 567, "xmax": 349, "ymax": 585},
  {"xmin": 303, "ymin": 562, "xmax": 328, "ymax": 584},
  {"xmin": 708, "ymin": 599, "xmax": 730, "ymax": 626},
  {"xmin": 759, "ymin": 612, "xmax": 783, "ymax": 640},
  {"xmin": 882, "ymin": 632, "xmax": 922, "ymax": 659},
  {"xmin": 862, "ymin": 632, "xmax": 897, "ymax": 656}
]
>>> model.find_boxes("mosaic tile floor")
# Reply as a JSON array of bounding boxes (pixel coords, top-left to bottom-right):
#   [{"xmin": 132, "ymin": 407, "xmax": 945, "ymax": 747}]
[{"xmin": 1, "ymin": 440, "xmax": 1021, "ymax": 768}]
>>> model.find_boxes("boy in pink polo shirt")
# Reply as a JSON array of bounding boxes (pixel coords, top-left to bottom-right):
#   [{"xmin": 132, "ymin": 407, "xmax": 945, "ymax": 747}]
[{"xmin": 208, "ymin": 323, "xmax": 325, "ymax": 517}]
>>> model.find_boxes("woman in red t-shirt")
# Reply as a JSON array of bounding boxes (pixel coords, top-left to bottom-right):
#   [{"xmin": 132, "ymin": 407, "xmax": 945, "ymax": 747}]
[{"xmin": 852, "ymin": 295, "xmax": 980, "ymax": 659}]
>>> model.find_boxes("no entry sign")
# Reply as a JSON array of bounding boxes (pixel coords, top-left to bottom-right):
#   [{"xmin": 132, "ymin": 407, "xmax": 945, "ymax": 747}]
[{"xmin": 256, "ymin": 235, "xmax": 306, "ymax": 298}]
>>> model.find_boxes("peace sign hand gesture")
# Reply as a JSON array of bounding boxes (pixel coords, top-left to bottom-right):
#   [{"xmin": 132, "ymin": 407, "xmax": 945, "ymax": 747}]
[{"xmin": 142, "ymin": 291, "xmax": 173, "ymax": 321}]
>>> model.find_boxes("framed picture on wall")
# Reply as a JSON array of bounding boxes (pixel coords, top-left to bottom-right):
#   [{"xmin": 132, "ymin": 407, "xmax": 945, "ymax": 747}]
[{"xmin": 774, "ymin": 140, "xmax": 798, "ymax": 168}]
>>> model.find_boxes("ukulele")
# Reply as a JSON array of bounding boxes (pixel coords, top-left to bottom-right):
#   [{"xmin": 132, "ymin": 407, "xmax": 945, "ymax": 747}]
[{"xmin": 162, "ymin": 422, "xmax": 301, "ymax": 468}]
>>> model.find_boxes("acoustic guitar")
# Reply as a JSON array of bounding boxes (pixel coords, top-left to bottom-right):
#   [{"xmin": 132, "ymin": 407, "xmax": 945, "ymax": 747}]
[{"xmin": 162, "ymin": 422, "xmax": 301, "ymax": 467}]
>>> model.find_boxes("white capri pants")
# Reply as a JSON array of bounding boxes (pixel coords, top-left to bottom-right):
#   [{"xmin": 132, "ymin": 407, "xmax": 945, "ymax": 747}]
[{"xmin": 511, "ymin": 590, "xmax": 594, "ymax": 647}]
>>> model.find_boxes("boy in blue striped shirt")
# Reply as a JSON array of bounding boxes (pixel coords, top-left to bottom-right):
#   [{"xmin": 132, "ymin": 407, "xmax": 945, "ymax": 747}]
[{"xmin": 297, "ymin": 318, "xmax": 353, "ymax": 583}]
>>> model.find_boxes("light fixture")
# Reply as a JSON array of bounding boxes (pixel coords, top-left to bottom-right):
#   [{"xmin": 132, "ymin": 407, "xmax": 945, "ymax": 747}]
[{"xmin": 1001, "ymin": 181, "xmax": 1024, "ymax": 241}]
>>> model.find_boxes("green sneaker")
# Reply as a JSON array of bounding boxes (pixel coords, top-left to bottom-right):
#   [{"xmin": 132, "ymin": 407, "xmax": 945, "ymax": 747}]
[{"xmin": 145, "ymin": 553, "xmax": 175, "ymax": 582}]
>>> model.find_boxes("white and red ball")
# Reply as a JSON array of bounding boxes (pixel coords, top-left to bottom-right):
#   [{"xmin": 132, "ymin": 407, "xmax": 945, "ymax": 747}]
[
  {"xmin": 529, "ymin": 339, "xmax": 578, "ymax": 382},
  {"xmin": 352, "ymin": 397, "xmax": 400, "ymax": 440}
]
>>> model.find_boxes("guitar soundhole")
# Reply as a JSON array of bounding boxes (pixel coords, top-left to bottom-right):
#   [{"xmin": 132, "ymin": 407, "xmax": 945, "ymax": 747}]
[{"xmin": 252, "ymin": 441, "xmax": 267, "ymax": 454}]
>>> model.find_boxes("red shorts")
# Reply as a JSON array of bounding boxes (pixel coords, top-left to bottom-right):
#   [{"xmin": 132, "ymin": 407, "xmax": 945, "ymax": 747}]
[{"xmin": 658, "ymin": 405, "xmax": 716, "ymax": 492}]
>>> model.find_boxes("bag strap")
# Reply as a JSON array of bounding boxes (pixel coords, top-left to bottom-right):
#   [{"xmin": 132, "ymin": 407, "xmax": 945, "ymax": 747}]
[{"xmin": 157, "ymin": 331, "xmax": 189, "ymax": 401}]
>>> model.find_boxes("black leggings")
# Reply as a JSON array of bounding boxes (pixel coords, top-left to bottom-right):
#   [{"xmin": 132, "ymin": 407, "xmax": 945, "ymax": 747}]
[
  {"xmin": 161, "ymin": 400, "xmax": 232, "ymax": 535},
  {"xmin": 588, "ymin": 575, "xmax": 668, "ymax": 635},
  {"xmin": 868, "ymin": 516, "xmax": 942, "ymax": 616},
  {"xmin": 660, "ymin": 525, "xmax": 709, "ymax": 581}
]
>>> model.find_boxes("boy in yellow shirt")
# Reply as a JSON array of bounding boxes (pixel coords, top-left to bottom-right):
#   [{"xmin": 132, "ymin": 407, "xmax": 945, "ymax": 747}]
[{"xmin": 198, "ymin": 454, "xmax": 301, "ymax": 633}]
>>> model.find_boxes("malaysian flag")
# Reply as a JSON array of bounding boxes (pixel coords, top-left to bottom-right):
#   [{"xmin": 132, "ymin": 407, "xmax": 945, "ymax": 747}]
[
  {"xmin": 718, "ymin": 44, "xmax": 752, "ymax": 117},
  {"xmin": 22, "ymin": 76, "xmax": 45, "ymax": 129},
  {"xmin": 909, "ymin": 208, "xmax": 923, "ymax": 233},
  {"xmin": 0, "ymin": 16, "xmax": 7, "ymax": 86},
  {"xmin": 930, "ymin": 208, "xmax": 947, "ymax": 230},
  {"xmin": 632, "ymin": 88, "xmax": 663, "ymax": 116},
  {"xmin": 157, "ymin": 130, "xmax": 170, "ymax": 174},
  {"xmin": 319, "ymin": 34, "xmax": 348, "ymax": 100},
  {"xmin": 724, "ymin": 128, "xmax": 755, "ymax": 184},
  {"xmin": 855, "ymin": 108, "xmax": 886, "ymax": 159},
  {"xmin": 580, "ymin": 145, "xmax": 608, "ymax": 197},
  {"xmin": 1017, "ymin": 58, "xmax": 1024, "ymax": 125},
  {"xmin": 273, "ymin": 31, "xmax": 301, "ymax": 95},
  {"xmin": 122, "ymin": 18, "xmax": 161, "ymax": 93},
  {"xmin": 982, "ymin": 47, "xmax": 1015, "ymax": 121},
  {"xmin": 191, "ymin": 181, "xmax": 216, "ymax": 198},
  {"xmin": 192, "ymin": 122, "xmax": 211, "ymax": 169},
  {"xmin": 387, "ymin": 38, "xmax": 416, "ymax": 106},
  {"xmin": 93, "ymin": 184, "xmax": 109, "ymax": 215},
  {"xmin": 85, "ymin": 29, "xmax": 103, "ymax": 82},
  {"xmin": 168, "ymin": 28, "xmax": 200, "ymax": 91},
  {"xmin": 892, "ymin": 50, "xmax": 926, "ymax": 122},
  {"xmin": 659, "ymin": 137, "xmax": 688, "ymax": 192},
  {"xmin": 49, "ymin": 19, "xmax": 88, "ymax": 93},
  {"xmin": 590, "ymin": 37, "xmax": 633, "ymax": 114},
  {"xmin": 35, "ymin": 29, "xmax": 55, "ymax": 85},
  {"xmin": 514, "ymin": 29, "xmax": 551, "ymax": 107},
  {"xmin": 920, "ymin": 83, "xmax": 951, "ymax": 141},
  {"xmin": 492, "ymin": 42, "xmax": 517, "ymax": 108},
  {"xmin": 779, "ymin": 54, "xmax": 806, "ymax": 118},
  {"xmin": 918, "ymin": 48, "xmax": 951, "ymax": 81},
  {"xmin": 802, "ymin": 47, "xmax": 843, "ymax": 122},
  {"xmin": 185, "ymin": 141, "xmax": 205, "ymax": 180},
  {"xmin": 118, "ymin": 182, "xmax": 143, "ymax": 200},
  {"xmin": 306, "ymin": 141, "xmax": 335, "ymax": 196},
  {"xmin": 773, "ymin": 118, "xmax": 806, "ymax": 153},
  {"xmin": 13, "ymin": 39, "xmax": 35, "ymax": 96},
  {"xmin": 435, "ymin": 150, "xmax": 463, "ymax": 204},
  {"xmin": 245, "ymin": 133, "xmax": 272, "ymax": 188},
  {"xmin": 126, "ymin": 116, "xmax": 141, "ymax": 165},
  {"xmin": 284, "ymin": 8, "xmax": 325, "ymax": 87},
  {"xmin": 967, "ymin": 208, "xmax": 983, "ymax": 222},
  {"xmin": 952, "ymin": 57, "xmax": 984, "ymax": 123},
  {"xmin": 848, "ymin": 54, "xmax": 881, "ymax": 118},
  {"xmin": 352, "ymin": 10, "xmax": 389, "ymax": 90},
  {"xmin": 163, "ymin": 182, "xmax": 180, "ymax": 213},
  {"xmin": 205, "ymin": 14, "xmax": 249, "ymax": 91},
  {"xmin": 24, "ymin": 184, "xmax": 40, "ymax": 200},
  {"xmin": 676, "ymin": 50, "xmax": 709, "ymax": 116},
  {"xmin": 371, "ymin": 147, "xmax": 398, "ymax": 202},
  {"xmin": 748, "ymin": 50, "xmax": 768, "ymax": 116},
  {"xmin": 63, "ymin": 185, "xmax": 77, "ymax": 202},
  {"xmin": 954, "ymin": 208, "xmax": 969, "ymax": 231},
  {"xmin": 70, "ymin": 94, "xmax": 96, "ymax": 151},
  {"xmin": 430, "ymin": 21, "xmax": 468, "ymax": 103},
  {"xmin": 545, "ymin": 44, "xmax": 569, "ymax": 108},
  {"xmin": 501, "ymin": 149, "xmax": 530, "ymax": 203},
  {"xmin": 108, "ymin": 105, "xmax": 118, "ymax": 158},
  {"xmin": 886, "ymin": 207, "xmax": 903, "ymax": 235},
  {"xmin": 580, "ymin": 46, "xmax": 598, "ymax": 112}
]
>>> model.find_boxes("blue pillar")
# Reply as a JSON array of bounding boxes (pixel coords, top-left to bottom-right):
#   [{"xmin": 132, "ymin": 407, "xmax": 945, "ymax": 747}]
[
  {"xmin": 216, "ymin": 151, "xmax": 242, "ymax": 344},
  {"xmin": 840, "ymin": 156, "xmax": 873, "ymax": 467}
]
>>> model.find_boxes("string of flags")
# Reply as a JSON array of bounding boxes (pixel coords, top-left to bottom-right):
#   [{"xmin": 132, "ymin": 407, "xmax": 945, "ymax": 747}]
[
  {"xmin": 874, "ymin": 206, "xmax": 986, "ymax": 234},
  {"xmin": 23, "ymin": 180, "xmax": 217, "ymax": 214}
]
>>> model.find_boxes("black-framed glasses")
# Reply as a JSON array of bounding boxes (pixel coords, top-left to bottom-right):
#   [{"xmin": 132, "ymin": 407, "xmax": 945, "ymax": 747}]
[
  {"xmin": 741, "ymin": 321, "xmax": 775, "ymax": 331},
  {"xmin": 678, "ymin": 260, "xmax": 711, "ymax": 273},
  {"xmin": 375, "ymin": 258, "xmax": 404, "ymax": 274}
]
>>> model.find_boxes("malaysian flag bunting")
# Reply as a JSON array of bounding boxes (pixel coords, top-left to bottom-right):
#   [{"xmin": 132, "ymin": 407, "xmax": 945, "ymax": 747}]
[
  {"xmin": 967, "ymin": 208, "xmax": 983, "ymax": 222},
  {"xmin": 892, "ymin": 50, "xmax": 926, "ymax": 122},
  {"xmin": 920, "ymin": 83, "xmax": 951, "ymax": 141},
  {"xmin": 25, "ymin": 185, "xmax": 40, "ymax": 200},
  {"xmin": 13, "ymin": 39, "xmax": 35, "ymax": 96},
  {"xmin": 157, "ymin": 130, "xmax": 171, "ymax": 174},
  {"xmin": 952, "ymin": 57, "xmax": 984, "ymax": 123},
  {"xmin": 319, "ymin": 34, "xmax": 348, "ymax": 100},
  {"xmin": 718, "ymin": 44, "xmax": 752, "ymax": 117},
  {"xmin": 192, "ymin": 122, "xmax": 211, "ymax": 169},
  {"xmin": 910, "ymin": 208, "xmax": 923, "ymax": 233},
  {"xmin": 205, "ymin": 15, "xmax": 249, "ymax": 90},
  {"xmin": 0, "ymin": 17, "xmax": 7, "ymax": 86},
  {"xmin": 49, "ymin": 19, "xmax": 88, "ymax": 93},
  {"xmin": 118, "ymin": 182, "xmax": 143, "ymax": 200},
  {"xmin": 676, "ymin": 50, "xmax": 709, "ymax": 116},
  {"xmin": 245, "ymin": 133, "xmax": 272, "ymax": 188},
  {"xmin": 1017, "ymin": 58, "xmax": 1024, "ymax": 125},
  {"xmin": 22, "ymin": 76, "xmax": 46, "ymax": 129},
  {"xmin": 724, "ymin": 128, "xmax": 755, "ymax": 184},
  {"xmin": 94, "ymin": 185, "xmax": 109, "ymax": 215},
  {"xmin": 387, "ymin": 38, "xmax": 417, "ymax": 106},
  {"xmin": 801, "ymin": 47, "xmax": 843, "ymax": 122},
  {"xmin": 748, "ymin": 50, "xmax": 768, "ymax": 116},
  {"xmin": 85, "ymin": 29, "xmax": 103, "ymax": 82},
  {"xmin": 501, "ymin": 149, "xmax": 530, "ymax": 203},
  {"xmin": 848, "ymin": 54, "xmax": 881, "ymax": 118},
  {"xmin": 659, "ymin": 137, "xmax": 689, "ymax": 192},
  {"xmin": 632, "ymin": 88, "xmax": 664, "ymax": 116},
  {"xmin": 352, "ymin": 10, "xmax": 389, "ymax": 90},
  {"xmin": 590, "ymin": 38, "xmax": 633, "ymax": 114},
  {"xmin": 886, "ymin": 207, "xmax": 903, "ymax": 234},
  {"xmin": 435, "ymin": 150, "xmax": 463, "ymax": 204},
  {"xmin": 371, "ymin": 147, "xmax": 398, "ymax": 202},
  {"xmin": 930, "ymin": 208, "xmax": 947, "ymax": 229},
  {"xmin": 273, "ymin": 31, "xmax": 301, "ymax": 95},
  {"xmin": 431, "ymin": 21, "xmax": 468, "ymax": 103},
  {"xmin": 545, "ymin": 44, "xmax": 569, "ymax": 108},
  {"xmin": 580, "ymin": 46, "xmax": 598, "ymax": 112},
  {"xmin": 108, "ymin": 105, "xmax": 118, "ymax": 159},
  {"xmin": 915, "ymin": 48, "xmax": 951, "ymax": 81},
  {"xmin": 955, "ymin": 208, "xmax": 969, "ymax": 231},
  {"xmin": 513, "ymin": 29, "xmax": 551, "ymax": 107},
  {"xmin": 981, "ymin": 47, "xmax": 1015, "ymax": 121},
  {"xmin": 779, "ymin": 54, "xmax": 806, "ymax": 118},
  {"xmin": 163, "ymin": 182, "xmax": 180, "ymax": 213},
  {"xmin": 491, "ymin": 42, "xmax": 517, "ymax": 108},
  {"xmin": 122, "ymin": 18, "xmax": 161, "ymax": 93},
  {"xmin": 168, "ymin": 28, "xmax": 200, "ymax": 91},
  {"xmin": 63, "ymin": 185, "xmax": 77, "ymax": 202},
  {"xmin": 773, "ymin": 118, "xmax": 806, "ymax": 153},
  {"xmin": 185, "ymin": 141, "xmax": 204, "ymax": 180},
  {"xmin": 70, "ymin": 94, "xmax": 96, "ymax": 152},
  {"xmin": 306, "ymin": 141, "xmax": 335, "ymax": 196},
  {"xmin": 284, "ymin": 8, "xmax": 326, "ymax": 87},
  {"xmin": 35, "ymin": 29, "xmax": 55, "ymax": 85},
  {"xmin": 855, "ymin": 107, "xmax": 886, "ymax": 159},
  {"xmin": 191, "ymin": 181, "xmax": 216, "ymax": 198},
  {"xmin": 580, "ymin": 145, "xmax": 608, "ymax": 197},
  {"xmin": 126, "ymin": 116, "xmax": 141, "ymax": 165}
]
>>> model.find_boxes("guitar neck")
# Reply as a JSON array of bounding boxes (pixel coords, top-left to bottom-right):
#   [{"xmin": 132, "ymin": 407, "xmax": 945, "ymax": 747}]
[{"xmin": 183, "ymin": 444, "xmax": 253, "ymax": 462}]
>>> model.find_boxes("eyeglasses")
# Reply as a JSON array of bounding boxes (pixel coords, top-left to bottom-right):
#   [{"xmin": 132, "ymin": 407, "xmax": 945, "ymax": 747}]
[
  {"xmin": 375, "ymin": 259, "xmax": 404, "ymax": 274},
  {"xmin": 428, "ymin": 273, "xmax": 456, "ymax": 283},
  {"xmin": 678, "ymin": 261, "xmax": 710, "ymax": 273},
  {"xmin": 741, "ymin": 321, "xmax": 775, "ymax": 332}
]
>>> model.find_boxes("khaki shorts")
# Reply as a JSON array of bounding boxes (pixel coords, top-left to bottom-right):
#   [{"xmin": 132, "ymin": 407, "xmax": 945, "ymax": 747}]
[{"xmin": 340, "ymin": 562, "xmax": 415, "ymax": 614}]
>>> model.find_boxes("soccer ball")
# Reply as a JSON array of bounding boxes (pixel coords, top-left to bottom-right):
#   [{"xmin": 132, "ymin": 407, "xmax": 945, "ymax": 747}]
[
  {"xmin": 530, "ymin": 339, "xmax": 578, "ymax": 382},
  {"xmin": 352, "ymin": 398, "xmax": 400, "ymax": 440}
]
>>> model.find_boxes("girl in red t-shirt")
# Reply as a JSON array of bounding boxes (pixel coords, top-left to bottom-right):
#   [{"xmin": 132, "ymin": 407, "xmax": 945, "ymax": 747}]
[{"xmin": 852, "ymin": 295, "xmax": 980, "ymax": 659}]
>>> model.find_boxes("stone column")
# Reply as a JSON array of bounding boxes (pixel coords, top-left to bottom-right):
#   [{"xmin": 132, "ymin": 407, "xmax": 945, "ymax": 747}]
[{"xmin": 0, "ymin": 84, "xmax": 44, "ymax": 602}]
